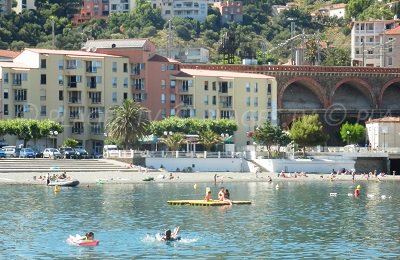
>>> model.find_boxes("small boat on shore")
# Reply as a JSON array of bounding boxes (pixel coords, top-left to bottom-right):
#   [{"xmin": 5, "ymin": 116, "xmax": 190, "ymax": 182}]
[
  {"xmin": 167, "ymin": 200, "xmax": 251, "ymax": 206},
  {"xmin": 48, "ymin": 179, "xmax": 80, "ymax": 187}
]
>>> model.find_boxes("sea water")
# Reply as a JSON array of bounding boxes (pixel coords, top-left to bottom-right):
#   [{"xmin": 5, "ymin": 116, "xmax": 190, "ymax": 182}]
[{"xmin": 1, "ymin": 180, "xmax": 400, "ymax": 259}]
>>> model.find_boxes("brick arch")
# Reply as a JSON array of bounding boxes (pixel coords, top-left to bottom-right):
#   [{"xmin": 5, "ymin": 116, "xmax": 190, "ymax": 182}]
[
  {"xmin": 330, "ymin": 78, "xmax": 376, "ymax": 108},
  {"xmin": 379, "ymin": 78, "xmax": 400, "ymax": 107},
  {"xmin": 278, "ymin": 76, "xmax": 327, "ymax": 109}
]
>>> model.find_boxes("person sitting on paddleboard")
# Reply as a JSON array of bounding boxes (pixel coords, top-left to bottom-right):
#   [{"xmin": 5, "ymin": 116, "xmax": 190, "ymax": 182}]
[
  {"xmin": 224, "ymin": 189, "xmax": 230, "ymax": 200},
  {"xmin": 204, "ymin": 191, "xmax": 212, "ymax": 201},
  {"xmin": 83, "ymin": 232, "xmax": 94, "ymax": 240},
  {"xmin": 161, "ymin": 227, "xmax": 180, "ymax": 241},
  {"xmin": 218, "ymin": 187, "xmax": 225, "ymax": 201}
]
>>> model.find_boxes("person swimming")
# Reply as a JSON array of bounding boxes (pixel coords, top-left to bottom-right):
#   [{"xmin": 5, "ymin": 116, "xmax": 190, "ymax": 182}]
[{"xmin": 161, "ymin": 226, "xmax": 180, "ymax": 241}]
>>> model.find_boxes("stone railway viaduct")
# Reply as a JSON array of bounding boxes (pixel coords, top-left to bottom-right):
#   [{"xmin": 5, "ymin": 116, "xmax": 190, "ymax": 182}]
[{"xmin": 183, "ymin": 64, "xmax": 400, "ymax": 145}]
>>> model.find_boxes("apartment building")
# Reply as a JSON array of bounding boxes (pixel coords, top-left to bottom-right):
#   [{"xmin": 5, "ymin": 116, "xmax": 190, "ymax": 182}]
[
  {"xmin": 351, "ymin": 20, "xmax": 400, "ymax": 67},
  {"xmin": 213, "ymin": 1, "xmax": 243, "ymax": 24},
  {"xmin": 73, "ymin": 0, "xmax": 111, "ymax": 24},
  {"xmin": 82, "ymin": 38, "xmax": 181, "ymax": 120},
  {"xmin": 12, "ymin": 0, "xmax": 36, "ymax": 14},
  {"xmin": 151, "ymin": 0, "xmax": 208, "ymax": 22},
  {"xmin": 172, "ymin": 69, "xmax": 277, "ymax": 147},
  {"xmin": 0, "ymin": 49, "xmax": 130, "ymax": 154},
  {"xmin": 109, "ymin": 0, "xmax": 136, "ymax": 14}
]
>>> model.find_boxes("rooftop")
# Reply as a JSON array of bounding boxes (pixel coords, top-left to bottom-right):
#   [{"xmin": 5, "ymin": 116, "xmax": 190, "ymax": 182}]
[
  {"xmin": 82, "ymin": 39, "xmax": 151, "ymax": 49},
  {"xmin": 148, "ymin": 54, "xmax": 180, "ymax": 63},
  {"xmin": 367, "ymin": 117, "xmax": 400, "ymax": 123},
  {"xmin": 24, "ymin": 48, "xmax": 121, "ymax": 58},
  {"xmin": 0, "ymin": 50, "xmax": 20, "ymax": 59},
  {"xmin": 383, "ymin": 26, "xmax": 400, "ymax": 35}
]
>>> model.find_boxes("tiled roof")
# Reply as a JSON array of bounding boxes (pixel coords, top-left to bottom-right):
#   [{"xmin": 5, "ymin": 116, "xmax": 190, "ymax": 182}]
[
  {"xmin": 367, "ymin": 117, "xmax": 400, "ymax": 123},
  {"xmin": 24, "ymin": 48, "xmax": 121, "ymax": 57},
  {"xmin": 0, "ymin": 50, "xmax": 20, "ymax": 58},
  {"xmin": 148, "ymin": 54, "xmax": 180, "ymax": 63},
  {"xmin": 179, "ymin": 69, "xmax": 275, "ymax": 79},
  {"xmin": 82, "ymin": 39, "xmax": 150, "ymax": 49},
  {"xmin": 384, "ymin": 26, "xmax": 400, "ymax": 35}
]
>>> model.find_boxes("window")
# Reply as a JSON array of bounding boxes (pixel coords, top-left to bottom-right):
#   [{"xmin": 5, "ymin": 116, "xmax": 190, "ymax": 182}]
[
  {"xmin": 170, "ymin": 80, "xmax": 176, "ymax": 88},
  {"xmin": 40, "ymin": 74, "xmax": 46, "ymax": 85},
  {"xmin": 170, "ymin": 94, "xmax": 175, "ymax": 104},
  {"xmin": 123, "ymin": 78, "xmax": 128, "ymax": 88},
  {"xmin": 246, "ymin": 111, "xmax": 250, "ymax": 121},
  {"xmin": 388, "ymin": 57, "xmax": 393, "ymax": 66},
  {"xmin": 15, "ymin": 105, "xmax": 24, "ymax": 118},
  {"xmin": 40, "ymin": 90, "xmax": 46, "ymax": 101},
  {"xmin": 134, "ymin": 79, "xmax": 144, "ymax": 90},
  {"xmin": 123, "ymin": 92, "xmax": 128, "ymax": 100},
  {"xmin": 212, "ymin": 82, "xmax": 216, "ymax": 91},
  {"xmin": 168, "ymin": 64, "xmax": 176, "ymax": 70},
  {"xmin": 3, "ymin": 104, "xmax": 8, "ymax": 115},
  {"xmin": 254, "ymin": 97, "xmax": 258, "ymax": 107},
  {"xmin": 161, "ymin": 64, "xmax": 166, "ymax": 71},
  {"xmin": 267, "ymin": 98, "xmax": 272, "ymax": 107},
  {"xmin": 112, "ymin": 62, "xmax": 117, "ymax": 72},
  {"xmin": 212, "ymin": 96, "xmax": 216, "ymax": 105},
  {"xmin": 89, "ymin": 92, "xmax": 101, "ymax": 103},
  {"xmin": 112, "ymin": 77, "xmax": 117, "ymax": 88},
  {"xmin": 161, "ymin": 80, "xmax": 166, "ymax": 89},
  {"xmin": 267, "ymin": 83, "xmax": 271, "ymax": 94},
  {"xmin": 3, "ymin": 73, "xmax": 8, "ymax": 83},
  {"xmin": 254, "ymin": 111, "xmax": 258, "ymax": 121},
  {"xmin": 112, "ymin": 92, "xmax": 117, "ymax": 103},
  {"xmin": 58, "ymin": 60, "xmax": 64, "ymax": 70},
  {"xmin": 40, "ymin": 59, "xmax": 46, "ymax": 69},
  {"xmin": 161, "ymin": 94, "xmax": 166, "ymax": 104},
  {"xmin": 66, "ymin": 60, "xmax": 77, "ymax": 69},
  {"xmin": 254, "ymin": 83, "xmax": 258, "ymax": 92},
  {"xmin": 246, "ymin": 97, "xmax": 250, "ymax": 107},
  {"xmin": 123, "ymin": 63, "xmax": 128, "ymax": 73},
  {"xmin": 59, "ymin": 91, "xmax": 63, "ymax": 101},
  {"xmin": 58, "ymin": 75, "xmax": 64, "ymax": 86},
  {"xmin": 89, "ymin": 107, "xmax": 100, "ymax": 119},
  {"xmin": 4, "ymin": 89, "xmax": 8, "ymax": 99},
  {"xmin": 246, "ymin": 83, "xmax": 250, "ymax": 92},
  {"xmin": 204, "ymin": 81, "xmax": 208, "ymax": 91},
  {"xmin": 204, "ymin": 95, "xmax": 208, "ymax": 105},
  {"xmin": 204, "ymin": 110, "xmax": 209, "ymax": 119},
  {"xmin": 14, "ymin": 89, "xmax": 27, "ymax": 101},
  {"xmin": 40, "ymin": 106, "xmax": 46, "ymax": 116},
  {"xmin": 170, "ymin": 108, "xmax": 176, "ymax": 116}
]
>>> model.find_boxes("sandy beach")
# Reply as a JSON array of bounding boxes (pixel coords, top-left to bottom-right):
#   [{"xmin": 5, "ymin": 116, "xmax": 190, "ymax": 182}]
[{"xmin": 0, "ymin": 169, "xmax": 398, "ymax": 185}]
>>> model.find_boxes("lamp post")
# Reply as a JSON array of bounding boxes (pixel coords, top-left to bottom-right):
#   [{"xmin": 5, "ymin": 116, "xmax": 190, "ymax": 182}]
[
  {"xmin": 49, "ymin": 130, "xmax": 58, "ymax": 159},
  {"xmin": 346, "ymin": 130, "xmax": 350, "ymax": 146}
]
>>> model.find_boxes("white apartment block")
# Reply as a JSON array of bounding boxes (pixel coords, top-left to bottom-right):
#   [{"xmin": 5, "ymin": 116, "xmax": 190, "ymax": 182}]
[
  {"xmin": 110, "ymin": 0, "xmax": 136, "ymax": 14},
  {"xmin": 151, "ymin": 0, "xmax": 208, "ymax": 22},
  {"xmin": 12, "ymin": 0, "xmax": 35, "ymax": 14},
  {"xmin": 351, "ymin": 20, "xmax": 400, "ymax": 67},
  {"xmin": 0, "ymin": 49, "xmax": 130, "ymax": 154}
]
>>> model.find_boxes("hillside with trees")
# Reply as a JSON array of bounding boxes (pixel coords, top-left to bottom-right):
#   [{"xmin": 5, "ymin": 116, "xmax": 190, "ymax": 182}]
[{"xmin": 0, "ymin": 0, "xmax": 398, "ymax": 65}]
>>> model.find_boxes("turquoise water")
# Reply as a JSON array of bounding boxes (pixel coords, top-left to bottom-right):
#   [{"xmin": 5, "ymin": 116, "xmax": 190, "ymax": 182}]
[{"xmin": 1, "ymin": 180, "xmax": 400, "ymax": 259}]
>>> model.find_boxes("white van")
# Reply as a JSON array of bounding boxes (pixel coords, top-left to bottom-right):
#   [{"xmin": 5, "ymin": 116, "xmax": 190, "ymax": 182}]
[
  {"xmin": 103, "ymin": 145, "xmax": 119, "ymax": 158},
  {"xmin": 3, "ymin": 146, "xmax": 21, "ymax": 158}
]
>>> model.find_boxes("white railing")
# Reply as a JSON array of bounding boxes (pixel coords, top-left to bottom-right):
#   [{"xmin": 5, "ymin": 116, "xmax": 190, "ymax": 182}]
[{"xmin": 103, "ymin": 150, "xmax": 245, "ymax": 159}]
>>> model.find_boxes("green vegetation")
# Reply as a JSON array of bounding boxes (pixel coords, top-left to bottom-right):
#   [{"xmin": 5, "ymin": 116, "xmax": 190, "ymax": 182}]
[
  {"xmin": 289, "ymin": 114, "xmax": 327, "ymax": 156},
  {"xmin": 2, "ymin": 0, "xmax": 395, "ymax": 64},
  {"xmin": 251, "ymin": 121, "xmax": 291, "ymax": 157},
  {"xmin": 106, "ymin": 99, "xmax": 150, "ymax": 149},
  {"xmin": 63, "ymin": 138, "xmax": 79, "ymax": 148},
  {"xmin": 0, "ymin": 119, "xmax": 63, "ymax": 147},
  {"xmin": 339, "ymin": 122, "xmax": 366, "ymax": 145}
]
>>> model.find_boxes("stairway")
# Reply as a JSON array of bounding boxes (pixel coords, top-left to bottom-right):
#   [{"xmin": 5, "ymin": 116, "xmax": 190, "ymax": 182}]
[{"xmin": 0, "ymin": 158, "xmax": 136, "ymax": 173}]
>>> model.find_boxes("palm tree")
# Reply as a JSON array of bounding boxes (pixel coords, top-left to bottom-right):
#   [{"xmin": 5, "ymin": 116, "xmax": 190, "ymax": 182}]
[
  {"xmin": 106, "ymin": 99, "xmax": 150, "ymax": 149},
  {"xmin": 160, "ymin": 133, "xmax": 185, "ymax": 151},
  {"xmin": 199, "ymin": 129, "xmax": 222, "ymax": 151}
]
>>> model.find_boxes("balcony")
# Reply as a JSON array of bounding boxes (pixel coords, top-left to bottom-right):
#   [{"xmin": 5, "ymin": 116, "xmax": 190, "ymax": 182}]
[
  {"xmin": 12, "ymin": 81, "xmax": 22, "ymax": 86},
  {"xmin": 221, "ymin": 102, "xmax": 232, "ymax": 108},
  {"xmin": 69, "ymin": 98, "xmax": 81, "ymax": 104},
  {"xmin": 88, "ymin": 82, "xmax": 97, "ymax": 89},
  {"xmin": 69, "ymin": 112, "xmax": 81, "ymax": 119},
  {"xmin": 68, "ymin": 82, "xmax": 77, "ymax": 88},
  {"xmin": 86, "ymin": 66, "xmax": 97, "ymax": 73},
  {"xmin": 71, "ymin": 128, "xmax": 84, "ymax": 134}
]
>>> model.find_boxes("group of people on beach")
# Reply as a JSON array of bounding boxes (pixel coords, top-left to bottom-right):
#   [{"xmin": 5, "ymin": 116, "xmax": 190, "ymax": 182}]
[{"xmin": 278, "ymin": 170, "xmax": 308, "ymax": 178}]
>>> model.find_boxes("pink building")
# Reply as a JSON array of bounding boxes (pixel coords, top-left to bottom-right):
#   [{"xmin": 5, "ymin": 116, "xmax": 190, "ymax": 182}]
[
  {"xmin": 82, "ymin": 38, "xmax": 181, "ymax": 120},
  {"xmin": 73, "ymin": 0, "xmax": 110, "ymax": 25},
  {"xmin": 214, "ymin": 1, "xmax": 243, "ymax": 24}
]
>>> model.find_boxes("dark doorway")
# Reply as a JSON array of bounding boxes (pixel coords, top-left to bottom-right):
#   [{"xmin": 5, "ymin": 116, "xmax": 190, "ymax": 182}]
[{"xmin": 389, "ymin": 159, "xmax": 400, "ymax": 175}]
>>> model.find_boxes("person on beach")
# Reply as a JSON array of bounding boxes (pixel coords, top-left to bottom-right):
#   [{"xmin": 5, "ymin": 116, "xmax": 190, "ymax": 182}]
[{"xmin": 204, "ymin": 191, "xmax": 212, "ymax": 201}]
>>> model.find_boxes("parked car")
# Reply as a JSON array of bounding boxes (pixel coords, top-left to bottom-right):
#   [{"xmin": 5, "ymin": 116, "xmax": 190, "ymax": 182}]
[
  {"xmin": 19, "ymin": 148, "xmax": 35, "ymax": 158},
  {"xmin": 75, "ymin": 148, "xmax": 89, "ymax": 159},
  {"xmin": 32, "ymin": 148, "xmax": 43, "ymax": 158},
  {"xmin": 0, "ymin": 148, "xmax": 6, "ymax": 158},
  {"xmin": 3, "ymin": 146, "xmax": 20, "ymax": 158},
  {"xmin": 43, "ymin": 148, "xmax": 62, "ymax": 159},
  {"xmin": 59, "ymin": 147, "xmax": 76, "ymax": 159}
]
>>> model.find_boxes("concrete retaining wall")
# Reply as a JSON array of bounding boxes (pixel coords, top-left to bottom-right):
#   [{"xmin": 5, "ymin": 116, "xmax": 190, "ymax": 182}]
[{"xmin": 145, "ymin": 157, "xmax": 250, "ymax": 172}]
